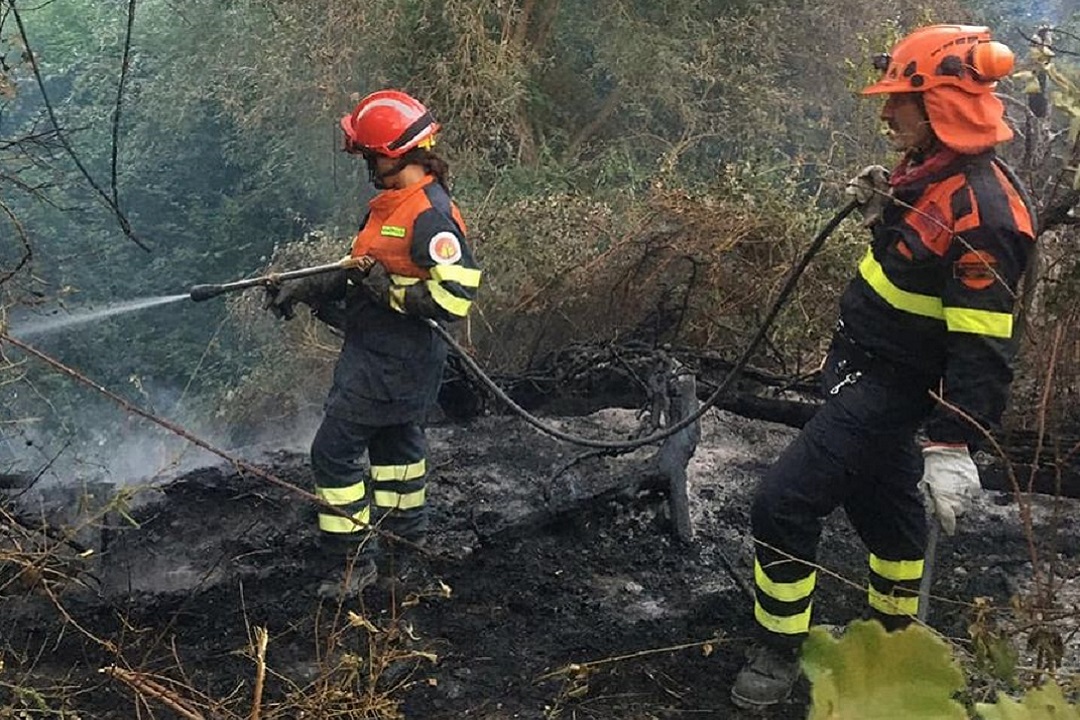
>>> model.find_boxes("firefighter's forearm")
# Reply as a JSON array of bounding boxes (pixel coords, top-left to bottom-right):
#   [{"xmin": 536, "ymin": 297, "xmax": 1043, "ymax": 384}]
[
  {"xmin": 925, "ymin": 335, "xmax": 1015, "ymax": 447},
  {"xmin": 403, "ymin": 283, "xmax": 458, "ymax": 322}
]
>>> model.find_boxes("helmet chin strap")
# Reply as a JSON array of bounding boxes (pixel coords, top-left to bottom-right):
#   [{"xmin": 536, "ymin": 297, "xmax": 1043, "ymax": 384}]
[{"xmin": 365, "ymin": 153, "xmax": 411, "ymax": 189}]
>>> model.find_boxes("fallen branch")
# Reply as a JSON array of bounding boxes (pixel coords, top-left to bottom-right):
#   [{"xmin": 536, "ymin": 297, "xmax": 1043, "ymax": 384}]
[{"xmin": 100, "ymin": 666, "xmax": 207, "ymax": 720}]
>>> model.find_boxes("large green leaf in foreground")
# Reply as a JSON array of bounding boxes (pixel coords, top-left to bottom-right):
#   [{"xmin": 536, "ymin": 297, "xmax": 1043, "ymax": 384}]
[
  {"xmin": 802, "ymin": 620, "xmax": 967, "ymax": 720},
  {"xmin": 976, "ymin": 682, "xmax": 1080, "ymax": 720}
]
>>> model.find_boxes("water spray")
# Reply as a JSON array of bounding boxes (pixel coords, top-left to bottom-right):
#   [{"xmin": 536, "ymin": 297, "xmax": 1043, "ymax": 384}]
[
  {"xmin": 188, "ymin": 256, "xmax": 374, "ymax": 302},
  {"xmin": 9, "ymin": 294, "xmax": 191, "ymax": 338}
]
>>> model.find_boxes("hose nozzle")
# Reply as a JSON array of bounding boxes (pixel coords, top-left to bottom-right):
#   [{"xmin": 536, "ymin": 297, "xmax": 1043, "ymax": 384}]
[{"xmin": 189, "ymin": 284, "xmax": 228, "ymax": 302}]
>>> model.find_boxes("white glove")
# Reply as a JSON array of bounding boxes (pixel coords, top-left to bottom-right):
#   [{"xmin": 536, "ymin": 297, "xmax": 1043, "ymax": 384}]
[
  {"xmin": 919, "ymin": 444, "xmax": 981, "ymax": 535},
  {"xmin": 844, "ymin": 165, "xmax": 892, "ymax": 226}
]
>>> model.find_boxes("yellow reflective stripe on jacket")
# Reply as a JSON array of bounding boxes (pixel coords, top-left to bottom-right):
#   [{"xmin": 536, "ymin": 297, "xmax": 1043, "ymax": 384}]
[
  {"xmin": 374, "ymin": 487, "xmax": 426, "ymax": 510},
  {"xmin": 858, "ymin": 250, "xmax": 944, "ymax": 320},
  {"xmin": 754, "ymin": 600, "xmax": 813, "ymax": 635},
  {"xmin": 859, "ymin": 250, "xmax": 1012, "ymax": 338},
  {"xmin": 318, "ymin": 506, "xmax": 370, "ymax": 534},
  {"xmin": 390, "ymin": 286, "xmax": 407, "ymax": 313},
  {"xmin": 869, "ymin": 554, "xmax": 924, "ymax": 582},
  {"xmin": 430, "ymin": 264, "xmax": 482, "ymax": 287},
  {"xmin": 370, "ymin": 459, "xmax": 427, "ymax": 482},
  {"xmin": 943, "ymin": 307, "xmax": 1013, "ymax": 338},
  {"xmin": 316, "ymin": 482, "xmax": 366, "ymax": 505},
  {"xmin": 427, "ymin": 280, "xmax": 472, "ymax": 317},
  {"xmin": 389, "ymin": 274, "xmax": 421, "ymax": 286},
  {"xmin": 754, "ymin": 559, "xmax": 816, "ymax": 603},
  {"xmin": 868, "ymin": 585, "xmax": 919, "ymax": 616}
]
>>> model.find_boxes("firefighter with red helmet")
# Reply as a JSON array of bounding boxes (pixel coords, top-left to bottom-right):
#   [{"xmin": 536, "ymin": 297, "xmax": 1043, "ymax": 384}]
[
  {"xmin": 731, "ymin": 25, "xmax": 1036, "ymax": 708},
  {"xmin": 266, "ymin": 90, "xmax": 481, "ymax": 597}
]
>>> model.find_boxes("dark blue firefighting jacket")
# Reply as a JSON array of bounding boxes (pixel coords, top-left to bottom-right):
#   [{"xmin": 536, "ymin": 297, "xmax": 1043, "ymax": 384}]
[
  {"xmin": 837, "ymin": 151, "xmax": 1035, "ymax": 446},
  {"xmin": 325, "ymin": 176, "xmax": 481, "ymax": 426}
]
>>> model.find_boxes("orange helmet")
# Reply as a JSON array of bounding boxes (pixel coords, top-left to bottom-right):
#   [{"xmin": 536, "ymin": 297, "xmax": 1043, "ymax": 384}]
[
  {"xmin": 340, "ymin": 90, "xmax": 440, "ymax": 158},
  {"xmin": 862, "ymin": 25, "xmax": 1015, "ymax": 96}
]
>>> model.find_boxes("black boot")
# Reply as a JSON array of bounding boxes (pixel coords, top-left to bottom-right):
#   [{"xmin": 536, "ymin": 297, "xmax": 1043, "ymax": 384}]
[
  {"xmin": 314, "ymin": 535, "xmax": 379, "ymax": 600},
  {"xmin": 374, "ymin": 536, "xmax": 427, "ymax": 593},
  {"xmin": 730, "ymin": 643, "xmax": 800, "ymax": 709},
  {"xmin": 316, "ymin": 554, "xmax": 378, "ymax": 600}
]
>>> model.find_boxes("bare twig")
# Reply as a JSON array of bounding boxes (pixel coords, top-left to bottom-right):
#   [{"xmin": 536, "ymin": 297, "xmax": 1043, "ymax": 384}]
[
  {"xmin": 535, "ymin": 634, "xmax": 736, "ymax": 683},
  {"xmin": 8, "ymin": 0, "xmax": 149, "ymax": 250},
  {"xmin": 110, "ymin": 0, "xmax": 137, "ymax": 208},
  {"xmin": 928, "ymin": 389, "xmax": 1042, "ymax": 590},
  {"xmin": 250, "ymin": 627, "xmax": 268, "ymax": 720},
  {"xmin": 0, "ymin": 198, "xmax": 32, "ymax": 283}
]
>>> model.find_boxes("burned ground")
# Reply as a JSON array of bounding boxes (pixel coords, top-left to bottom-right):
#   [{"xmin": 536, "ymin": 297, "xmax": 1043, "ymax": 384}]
[{"xmin": 3, "ymin": 407, "xmax": 1079, "ymax": 719}]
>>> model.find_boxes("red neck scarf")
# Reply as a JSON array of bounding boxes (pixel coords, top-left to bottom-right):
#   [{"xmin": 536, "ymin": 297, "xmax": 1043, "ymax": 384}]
[{"xmin": 889, "ymin": 147, "xmax": 961, "ymax": 188}]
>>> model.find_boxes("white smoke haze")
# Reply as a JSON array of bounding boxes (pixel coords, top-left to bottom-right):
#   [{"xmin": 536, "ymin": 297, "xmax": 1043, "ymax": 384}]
[
  {"xmin": 3, "ymin": 373, "xmax": 324, "ymax": 496},
  {"xmin": 1, "ymin": 285, "xmax": 333, "ymax": 498}
]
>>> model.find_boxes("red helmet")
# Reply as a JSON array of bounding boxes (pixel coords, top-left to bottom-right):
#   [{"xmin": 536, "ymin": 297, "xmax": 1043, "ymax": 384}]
[
  {"xmin": 862, "ymin": 25, "xmax": 1014, "ymax": 96},
  {"xmin": 340, "ymin": 90, "xmax": 441, "ymax": 158}
]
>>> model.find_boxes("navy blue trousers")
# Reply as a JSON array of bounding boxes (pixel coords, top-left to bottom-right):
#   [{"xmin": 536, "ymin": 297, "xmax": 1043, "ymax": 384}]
[
  {"xmin": 750, "ymin": 337, "xmax": 936, "ymax": 644},
  {"xmin": 310, "ymin": 414, "xmax": 429, "ymax": 553}
]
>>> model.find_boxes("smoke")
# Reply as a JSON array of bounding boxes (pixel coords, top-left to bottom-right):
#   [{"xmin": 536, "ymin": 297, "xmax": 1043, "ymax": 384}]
[
  {"xmin": 2, "ymin": 374, "xmax": 324, "ymax": 493},
  {"xmin": 1012, "ymin": 0, "xmax": 1066, "ymax": 25},
  {"xmin": 1, "ymin": 287, "xmax": 336, "ymax": 495}
]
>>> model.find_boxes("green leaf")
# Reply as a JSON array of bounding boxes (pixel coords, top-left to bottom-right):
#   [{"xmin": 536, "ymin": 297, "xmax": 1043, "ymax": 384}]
[
  {"xmin": 802, "ymin": 620, "xmax": 967, "ymax": 720},
  {"xmin": 1055, "ymin": 93, "xmax": 1080, "ymax": 120},
  {"xmin": 1048, "ymin": 63, "xmax": 1080, "ymax": 94},
  {"xmin": 976, "ymin": 682, "xmax": 1080, "ymax": 720},
  {"xmin": 977, "ymin": 633, "xmax": 1019, "ymax": 685}
]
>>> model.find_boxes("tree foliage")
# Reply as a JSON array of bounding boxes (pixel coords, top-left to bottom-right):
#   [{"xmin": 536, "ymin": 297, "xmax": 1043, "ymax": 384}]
[{"xmin": 1, "ymin": 0, "xmax": 1078, "ymax": 470}]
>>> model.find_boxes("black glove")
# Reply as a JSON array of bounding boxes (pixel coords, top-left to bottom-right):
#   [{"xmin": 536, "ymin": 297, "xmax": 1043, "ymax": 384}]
[
  {"xmin": 355, "ymin": 261, "xmax": 453, "ymax": 321},
  {"xmin": 312, "ymin": 302, "xmax": 347, "ymax": 331},
  {"xmin": 263, "ymin": 270, "xmax": 346, "ymax": 320},
  {"xmin": 403, "ymin": 284, "xmax": 450, "ymax": 320},
  {"xmin": 357, "ymin": 261, "xmax": 393, "ymax": 307}
]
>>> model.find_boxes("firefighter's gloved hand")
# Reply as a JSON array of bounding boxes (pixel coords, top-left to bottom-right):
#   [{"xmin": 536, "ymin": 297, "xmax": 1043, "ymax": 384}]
[
  {"xmin": 263, "ymin": 283, "xmax": 299, "ymax": 320},
  {"xmin": 357, "ymin": 261, "xmax": 393, "ymax": 307},
  {"xmin": 263, "ymin": 271, "xmax": 347, "ymax": 321},
  {"xmin": 845, "ymin": 165, "xmax": 892, "ymax": 227},
  {"xmin": 919, "ymin": 444, "xmax": 981, "ymax": 535}
]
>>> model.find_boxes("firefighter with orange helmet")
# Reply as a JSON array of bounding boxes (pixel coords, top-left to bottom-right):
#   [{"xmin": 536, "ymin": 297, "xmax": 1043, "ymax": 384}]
[
  {"xmin": 732, "ymin": 25, "xmax": 1036, "ymax": 709},
  {"xmin": 266, "ymin": 90, "xmax": 481, "ymax": 597}
]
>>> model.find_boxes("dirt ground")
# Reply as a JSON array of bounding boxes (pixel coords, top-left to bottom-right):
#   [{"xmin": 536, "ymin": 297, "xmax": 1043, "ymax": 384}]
[{"xmin": 4, "ymin": 406, "xmax": 1080, "ymax": 719}]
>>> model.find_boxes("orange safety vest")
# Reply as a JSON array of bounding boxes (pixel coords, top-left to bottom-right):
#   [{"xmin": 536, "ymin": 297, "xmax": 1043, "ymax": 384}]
[{"xmin": 351, "ymin": 176, "xmax": 467, "ymax": 279}]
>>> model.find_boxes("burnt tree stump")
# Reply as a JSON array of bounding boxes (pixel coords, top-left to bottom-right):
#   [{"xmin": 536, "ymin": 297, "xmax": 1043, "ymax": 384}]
[{"xmin": 655, "ymin": 366, "xmax": 699, "ymax": 543}]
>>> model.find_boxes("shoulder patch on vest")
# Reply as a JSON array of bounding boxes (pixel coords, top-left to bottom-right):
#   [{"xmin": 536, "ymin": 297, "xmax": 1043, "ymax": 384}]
[
  {"xmin": 954, "ymin": 250, "xmax": 998, "ymax": 291},
  {"xmin": 380, "ymin": 225, "xmax": 407, "ymax": 238},
  {"xmin": 429, "ymin": 231, "xmax": 462, "ymax": 265}
]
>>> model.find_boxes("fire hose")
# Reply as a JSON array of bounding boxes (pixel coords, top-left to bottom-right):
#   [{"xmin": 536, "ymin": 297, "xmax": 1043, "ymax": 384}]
[
  {"xmin": 188, "ymin": 200, "xmax": 954, "ymax": 618},
  {"xmin": 190, "ymin": 201, "xmax": 857, "ymax": 452}
]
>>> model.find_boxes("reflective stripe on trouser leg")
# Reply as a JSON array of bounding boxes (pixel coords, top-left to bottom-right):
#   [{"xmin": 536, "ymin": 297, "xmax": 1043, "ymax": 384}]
[
  {"xmin": 316, "ymin": 482, "xmax": 370, "ymax": 534},
  {"xmin": 753, "ymin": 552, "xmax": 816, "ymax": 636},
  {"xmin": 310, "ymin": 415, "xmax": 378, "ymax": 539},
  {"xmin": 369, "ymin": 423, "xmax": 428, "ymax": 540},
  {"xmin": 868, "ymin": 553, "xmax": 923, "ymax": 618}
]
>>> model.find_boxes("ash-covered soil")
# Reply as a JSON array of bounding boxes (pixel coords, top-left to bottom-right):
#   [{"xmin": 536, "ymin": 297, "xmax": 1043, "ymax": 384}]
[{"xmin": 4, "ymin": 408, "xmax": 1080, "ymax": 719}]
